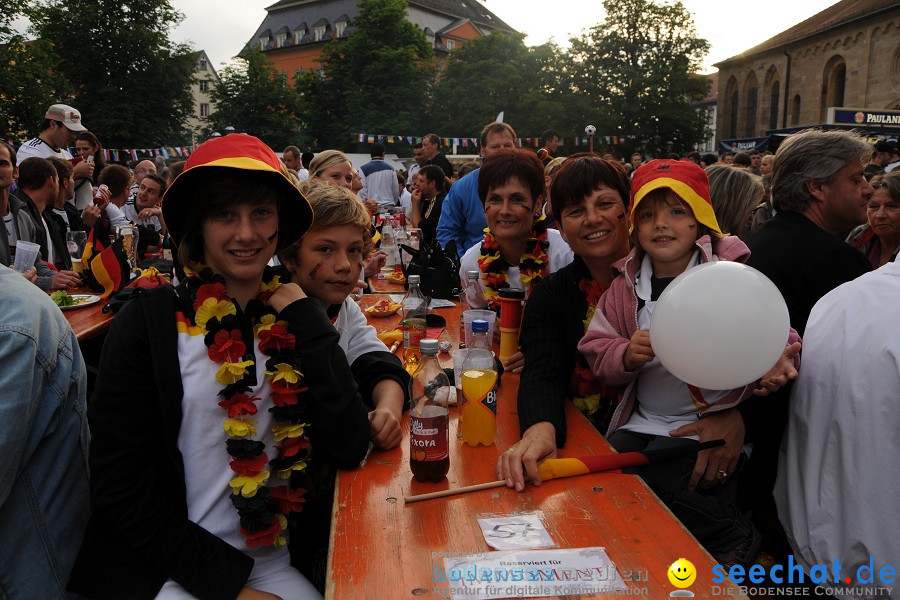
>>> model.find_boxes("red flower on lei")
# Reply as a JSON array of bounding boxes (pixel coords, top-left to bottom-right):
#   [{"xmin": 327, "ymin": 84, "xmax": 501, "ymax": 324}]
[
  {"xmin": 270, "ymin": 486, "xmax": 307, "ymax": 514},
  {"xmin": 208, "ymin": 329, "xmax": 247, "ymax": 363},
  {"xmin": 258, "ymin": 324, "xmax": 295, "ymax": 353},
  {"xmin": 193, "ymin": 282, "xmax": 229, "ymax": 311},
  {"xmin": 217, "ymin": 393, "xmax": 260, "ymax": 417},
  {"xmin": 230, "ymin": 452, "xmax": 269, "ymax": 476}
]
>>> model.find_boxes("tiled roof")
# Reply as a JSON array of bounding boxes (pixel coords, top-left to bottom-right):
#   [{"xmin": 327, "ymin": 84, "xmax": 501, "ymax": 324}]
[
  {"xmin": 408, "ymin": 0, "xmax": 515, "ymax": 32},
  {"xmin": 717, "ymin": 0, "xmax": 900, "ymax": 64}
]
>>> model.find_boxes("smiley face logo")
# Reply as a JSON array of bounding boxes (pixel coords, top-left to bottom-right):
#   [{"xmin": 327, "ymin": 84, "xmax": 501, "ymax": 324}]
[{"xmin": 668, "ymin": 558, "xmax": 696, "ymax": 588}]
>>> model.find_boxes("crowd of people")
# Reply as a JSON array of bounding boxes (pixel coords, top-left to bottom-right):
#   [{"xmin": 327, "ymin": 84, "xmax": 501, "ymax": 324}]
[{"xmin": 2, "ymin": 101, "xmax": 899, "ymax": 600}]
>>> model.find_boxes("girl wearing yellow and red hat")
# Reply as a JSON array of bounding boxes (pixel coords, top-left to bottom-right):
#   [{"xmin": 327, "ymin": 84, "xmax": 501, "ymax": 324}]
[
  {"xmin": 577, "ymin": 159, "xmax": 801, "ymax": 568},
  {"xmin": 69, "ymin": 134, "xmax": 370, "ymax": 600}
]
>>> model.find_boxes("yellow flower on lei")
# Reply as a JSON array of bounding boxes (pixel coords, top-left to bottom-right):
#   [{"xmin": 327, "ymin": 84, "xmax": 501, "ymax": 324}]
[
  {"xmin": 254, "ymin": 314, "xmax": 277, "ymax": 335},
  {"xmin": 259, "ymin": 275, "xmax": 281, "ymax": 293},
  {"xmin": 272, "ymin": 422, "xmax": 309, "ymax": 441},
  {"xmin": 273, "ymin": 514, "xmax": 288, "ymax": 546},
  {"xmin": 224, "ymin": 418, "xmax": 257, "ymax": 437},
  {"xmin": 573, "ymin": 393, "xmax": 601, "ymax": 416},
  {"xmin": 195, "ymin": 297, "xmax": 236, "ymax": 330},
  {"xmin": 265, "ymin": 363, "xmax": 303, "ymax": 385},
  {"xmin": 229, "ymin": 470, "xmax": 270, "ymax": 497},
  {"xmin": 275, "ymin": 459, "xmax": 308, "ymax": 480},
  {"xmin": 216, "ymin": 360, "xmax": 254, "ymax": 386}
]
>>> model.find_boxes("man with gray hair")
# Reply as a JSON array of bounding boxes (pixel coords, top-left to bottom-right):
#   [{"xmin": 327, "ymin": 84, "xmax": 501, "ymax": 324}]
[{"xmin": 740, "ymin": 129, "xmax": 873, "ymax": 516}]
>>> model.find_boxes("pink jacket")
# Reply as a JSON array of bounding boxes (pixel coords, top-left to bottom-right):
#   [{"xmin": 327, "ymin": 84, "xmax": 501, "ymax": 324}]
[{"xmin": 577, "ymin": 234, "xmax": 801, "ymax": 435}]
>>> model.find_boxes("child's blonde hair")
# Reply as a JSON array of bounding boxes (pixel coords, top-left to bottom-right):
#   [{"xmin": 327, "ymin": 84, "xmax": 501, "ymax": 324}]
[{"xmin": 278, "ymin": 182, "xmax": 374, "ymax": 265}]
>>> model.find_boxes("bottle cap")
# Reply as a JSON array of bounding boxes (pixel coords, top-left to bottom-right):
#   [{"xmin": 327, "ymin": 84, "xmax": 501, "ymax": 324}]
[
  {"xmin": 472, "ymin": 319, "xmax": 489, "ymax": 333},
  {"xmin": 466, "ymin": 270, "xmax": 480, "ymax": 280},
  {"xmin": 499, "ymin": 287, "xmax": 526, "ymax": 299},
  {"xmin": 419, "ymin": 338, "xmax": 439, "ymax": 354},
  {"xmin": 408, "ymin": 274, "xmax": 420, "ymax": 284}
]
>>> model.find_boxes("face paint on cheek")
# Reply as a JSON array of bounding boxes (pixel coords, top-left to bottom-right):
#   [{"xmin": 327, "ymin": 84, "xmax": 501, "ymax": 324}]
[{"xmin": 308, "ymin": 262, "xmax": 323, "ymax": 280}]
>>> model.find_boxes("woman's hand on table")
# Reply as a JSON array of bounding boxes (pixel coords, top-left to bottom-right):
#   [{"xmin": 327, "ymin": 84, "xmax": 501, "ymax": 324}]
[
  {"xmin": 364, "ymin": 251, "xmax": 387, "ymax": 278},
  {"xmin": 268, "ymin": 282, "xmax": 307, "ymax": 313},
  {"xmin": 497, "ymin": 421, "xmax": 557, "ymax": 492},
  {"xmin": 669, "ymin": 408, "xmax": 744, "ymax": 491},
  {"xmin": 50, "ymin": 270, "xmax": 83, "ymax": 290},
  {"xmin": 502, "ymin": 351, "xmax": 524, "ymax": 374},
  {"xmin": 753, "ymin": 341, "xmax": 801, "ymax": 396}
]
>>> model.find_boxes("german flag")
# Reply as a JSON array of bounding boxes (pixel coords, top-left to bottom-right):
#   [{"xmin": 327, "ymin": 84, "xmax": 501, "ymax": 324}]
[{"xmin": 82, "ymin": 223, "xmax": 128, "ymax": 298}]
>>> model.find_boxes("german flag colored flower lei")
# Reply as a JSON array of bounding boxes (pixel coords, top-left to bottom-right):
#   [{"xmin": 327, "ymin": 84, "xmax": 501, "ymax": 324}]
[
  {"xmin": 476, "ymin": 215, "xmax": 550, "ymax": 311},
  {"xmin": 178, "ymin": 265, "xmax": 310, "ymax": 548},
  {"xmin": 570, "ymin": 272, "xmax": 615, "ymax": 432}
]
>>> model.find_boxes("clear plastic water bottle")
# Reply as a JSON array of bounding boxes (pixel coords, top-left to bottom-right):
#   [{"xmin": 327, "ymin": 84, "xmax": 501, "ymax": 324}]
[
  {"xmin": 382, "ymin": 219, "xmax": 397, "ymax": 269},
  {"xmin": 458, "ymin": 270, "xmax": 481, "ymax": 348},
  {"xmin": 409, "ymin": 339, "xmax": 451, "ymax": 482}
]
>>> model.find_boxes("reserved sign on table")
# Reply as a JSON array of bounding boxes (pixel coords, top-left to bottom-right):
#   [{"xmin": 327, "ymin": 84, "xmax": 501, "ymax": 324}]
[{"xmin": 438, "ymin": 547, "xmax": 633, "ymax": 599}]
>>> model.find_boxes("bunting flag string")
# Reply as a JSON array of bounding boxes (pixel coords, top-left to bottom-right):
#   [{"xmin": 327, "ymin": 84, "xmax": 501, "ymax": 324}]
[{"xmin": 352, "ymin": 132, "xmax": 638, "ymax": 148}]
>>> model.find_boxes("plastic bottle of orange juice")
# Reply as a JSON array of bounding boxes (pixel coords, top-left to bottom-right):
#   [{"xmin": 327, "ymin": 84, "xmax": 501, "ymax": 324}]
[{"xmin": 460, "ymin": 319, "xmax": 498, "ymax": 446}]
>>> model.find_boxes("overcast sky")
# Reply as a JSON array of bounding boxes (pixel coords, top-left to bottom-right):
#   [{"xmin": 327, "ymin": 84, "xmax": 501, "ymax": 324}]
[{"xmin": 166, "ymin": 0, "xmax": 835, "ymax": 72}]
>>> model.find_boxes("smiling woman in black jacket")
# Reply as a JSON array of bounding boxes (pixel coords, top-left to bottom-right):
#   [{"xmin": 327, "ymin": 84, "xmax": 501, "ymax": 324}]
[{"xmin": 68, "ymin": 135, "xmax": 370, "ymax": 600}]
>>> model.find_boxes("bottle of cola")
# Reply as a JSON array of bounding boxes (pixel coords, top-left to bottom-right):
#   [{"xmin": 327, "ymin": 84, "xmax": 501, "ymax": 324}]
[{"xmin": 409, "ymin": 339, "xmax": 451, "ymax": 482}]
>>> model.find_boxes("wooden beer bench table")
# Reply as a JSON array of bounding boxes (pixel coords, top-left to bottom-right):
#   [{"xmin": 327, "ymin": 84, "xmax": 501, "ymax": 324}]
[
  {"xmin": 61, "ymin": 286, "xmax": 114, "ymax": 342},
  {"xmin": 327, "ymin": 296, "xmax": 748, "ymax": 599}
]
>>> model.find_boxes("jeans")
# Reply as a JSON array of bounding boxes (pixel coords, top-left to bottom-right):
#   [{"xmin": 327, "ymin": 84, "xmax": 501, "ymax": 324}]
[{"xmin": 609, "ymin": 430, "xmax": 752, "ymax": 555}]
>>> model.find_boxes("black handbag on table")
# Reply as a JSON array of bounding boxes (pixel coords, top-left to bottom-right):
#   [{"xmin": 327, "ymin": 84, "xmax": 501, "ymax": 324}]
[{"xmin": 399, "ymin": 239, "xmax": 461, "ymax": 299}]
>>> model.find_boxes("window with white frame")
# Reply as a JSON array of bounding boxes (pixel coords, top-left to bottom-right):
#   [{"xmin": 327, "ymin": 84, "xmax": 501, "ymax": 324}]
[
  {"xmin": 199, "ymin": 80, "xmax": 208, "ymax": 92},
  {"xmin": 445, "ymin": 39, "xmax": 455, "ymax": 50},
  {"xmin": 294, "ymin": 30, "xmax": 305, "ymax": 44},
  {"xmin": 276, "ymin": 33, "xmax": 286, "ymax": 47},
  {"xmin": 200, "ymin": 103, "xmax": 209, "ymax": 117},
  {"xmin": 314, "ymin": 26, "xmax": 326, "ymax": 41},
  {"xmin": 336, "ymin": 22, "xmax": 346, "ymax": 37},
  {"xmin": 259, "ymin": 36, "xmax": 269, "ymax": 51},
  {"xmin": 199, "ymin": 57, "xmax": 208, "ymax": 71}
]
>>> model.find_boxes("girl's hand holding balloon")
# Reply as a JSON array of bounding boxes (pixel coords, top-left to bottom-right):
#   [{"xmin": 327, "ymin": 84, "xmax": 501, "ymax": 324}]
[{"xmin": 624, "ymin": 330, "xmax": 654, "ymax": 371}]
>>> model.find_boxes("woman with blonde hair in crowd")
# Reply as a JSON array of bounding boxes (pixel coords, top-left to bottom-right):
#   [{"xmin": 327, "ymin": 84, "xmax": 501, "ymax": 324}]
[
  {"xmin": 706, "ymin": 164, "xmax": 764, "ymax": 240},
  {"xmin": 308, "ymin": 150, "xmax": 354, "ymax": 190}
]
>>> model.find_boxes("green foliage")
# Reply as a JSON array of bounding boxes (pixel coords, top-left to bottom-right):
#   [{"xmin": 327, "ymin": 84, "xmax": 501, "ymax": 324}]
[
  {"xmin": 27, "ymin": 0, "xmax": 195, "ymax": 147},
  {"xmin": 430, "ymin": 32, "xmax": 584, "ymax": 141},
  {"xmin": 0, "ymin": 37, "xmax": 65, "ymax": 140},
  {"xmin": 207, "ymin": 49, "xmax": 301, "ymax": 149},
  {"xmin": 296, "ymin": 0, "xmax": 436, "ymax": 149},
  {"xmin": 569, "ymin": 0, "xmax": 711, "ymax": 155}
]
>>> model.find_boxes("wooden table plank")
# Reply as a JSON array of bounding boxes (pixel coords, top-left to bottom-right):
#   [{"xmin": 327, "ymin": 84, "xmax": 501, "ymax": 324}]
[
  {"xmin": 61, "ymin": 287, "xmax": 114, "ymax": 341},
  {"xmin": 327, "ymin": 300, "xmax": 748, "ymax": 599}
]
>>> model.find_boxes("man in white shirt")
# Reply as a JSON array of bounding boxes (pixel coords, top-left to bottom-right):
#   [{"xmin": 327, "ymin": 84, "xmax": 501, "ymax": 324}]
[
  {"xmin": 776, "ymin": 260, "xmax": 900, "ymax": 598},
  {"xmin": 17, "ymin": 104, "xmax": 94, "ymax": 210},
  {"xmin": 360, "ymin": 144, "xmax": 399, "ymax": 211}
]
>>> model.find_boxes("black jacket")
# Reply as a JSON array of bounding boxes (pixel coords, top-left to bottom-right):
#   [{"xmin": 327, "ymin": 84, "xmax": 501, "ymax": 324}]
[
  {"xmin": 517, "ymin": 255, "xmax": 600, "ymax": 448},
  {"xmin": 68, "ymin": 286, "xmax": 371, "ymax": 600}
]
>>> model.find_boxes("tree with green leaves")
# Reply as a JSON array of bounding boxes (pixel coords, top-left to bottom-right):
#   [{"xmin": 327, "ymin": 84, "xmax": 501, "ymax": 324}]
[
  {"xmin": 429, "ymin": 32, "xmax": 583, "ymax": 141},
  {"xmin": 206, "ymin": 49, "xmax": 301, "ymax": 149},
  {"xmin": 27, "ymin": 0, "xmax": 195, "ymax": 147},
  {"xmin": 296, "ymin": 0, "xmax": 436, "ymax": 149},
  {"xmin": 0, "ymin": 2, "xmax": 64, "ymax": 139},
  {"xmin": 569, "ymin": 0, "xmax": 711, "ymax": 155}
]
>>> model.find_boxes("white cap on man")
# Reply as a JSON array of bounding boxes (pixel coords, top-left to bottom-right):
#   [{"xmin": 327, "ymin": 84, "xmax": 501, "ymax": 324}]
[{"xmin": 44, "ymin": 104, "xmax": 87, "ymax": 132}]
